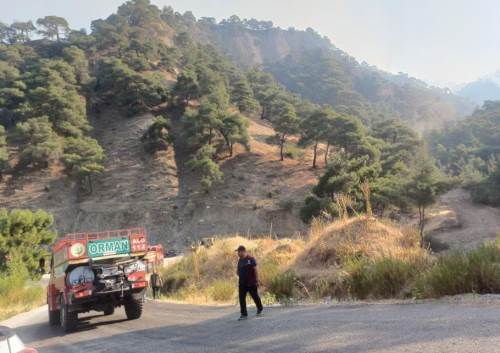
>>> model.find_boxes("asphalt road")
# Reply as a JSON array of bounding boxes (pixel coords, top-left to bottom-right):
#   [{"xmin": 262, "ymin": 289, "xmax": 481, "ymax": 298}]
[{"xmin": 4, "ymin": 299, "xmax": 500, "ymax": 353}]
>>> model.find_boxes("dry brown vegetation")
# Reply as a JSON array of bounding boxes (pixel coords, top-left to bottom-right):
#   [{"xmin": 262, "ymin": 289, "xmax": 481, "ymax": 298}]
[
  {"xmin": 297, "ymin": 218, "xmax": 428, "ymax": 270},
  {"xmin": 160, "ymin": 235, "xmax": 305, "ymax": 304},
  {"xmin": 0, "ymin": 277, "xmax": 45, "ymax": 321},
  {"xmin": 160, "ymin": 216, "xmax": 435, "ymax": 304}
]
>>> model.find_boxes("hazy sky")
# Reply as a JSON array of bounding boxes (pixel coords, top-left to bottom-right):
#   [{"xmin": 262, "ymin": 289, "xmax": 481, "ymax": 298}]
[{"xmin": 1, "ymin": 0, "xmax": 499, "ymax": 87}]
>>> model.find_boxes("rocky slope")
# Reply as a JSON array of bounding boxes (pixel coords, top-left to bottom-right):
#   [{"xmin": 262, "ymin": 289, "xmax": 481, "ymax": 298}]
[{"xmin": 0, "ymin": 108, "xmax": 317, "ymax": 250}]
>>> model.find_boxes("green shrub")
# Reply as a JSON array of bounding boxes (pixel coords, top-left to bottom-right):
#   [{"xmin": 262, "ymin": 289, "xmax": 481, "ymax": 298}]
[
  {"xmin": 469, "ymin": 169, "xmax": 500, "ymax": 207},
  {"xmin": 258, "ymin": 259, "xmax": 281, "ymax": 289},
  {"xmin": 415, "ymin": 251, "xmax": 469, "ymax": 298},
  {"xmin": 162, "ymin": 272, "xmax": 188, "ymax": 294},
  {"xmin": 268, "ymin": 270, "xmax": 298, "ymax": 300},
  {"xmin": 208, "ymin": 280, "xmax": 235, "ymax": 302},
  {"xmin": 283, "ymin": 144, "xmax": 305, "ymax": 160},
  {"xmin": 416, "ymin": 244, "xmax": 500, "ymax": 298},
  {"xmin": 278, "ymin": 199, "xmax": 295, "ymax": 212},
  {"xmin": 0, "ymin": 265, "xmax": 45, "ymax": 320},
  {"xmin": 161, "ymin": 260, "xmax": 191, "ymax": 294},
  {"xmin": 300, "ymin": 194, "xmax": 337, "ymax": 223},
  {"xmin": 260, "ymin": 291, "xmax": 278, "ymax": 305},
  {"xmin": 141, "ymin": 116, "xmax": 173, "ymax": 153},
  {"xmin": 307, "ymin": 271, "xmax": 350, "ymax": 300},
  {"xmin": 346, "ymin": 257, "xmax": 416, "ymax": 299},
  {"xmin": 424, "ymin": 235, "xmax": 450, "ymax": 253},
  {"xmin": 467, "ymin": 243, "xmax": 500, "ymax": 293}
]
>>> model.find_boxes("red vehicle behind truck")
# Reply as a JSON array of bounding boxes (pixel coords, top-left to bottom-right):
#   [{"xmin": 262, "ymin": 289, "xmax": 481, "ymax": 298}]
[{"xmin": 47, "ymin": 227, "xmax": 151, "ymax": 332}]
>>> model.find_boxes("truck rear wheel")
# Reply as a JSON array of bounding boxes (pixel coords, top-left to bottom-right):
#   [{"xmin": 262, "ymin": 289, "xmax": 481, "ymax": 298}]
[
  {"xmin": 48, "ymin": 308, "xmax": 60, "ymax": 326},
  {"xmin": 60, "ymin": 298, "xmax": 77, "ymax": 332},
  {"xmin": 124, "ymin": 296, "xmax": 143, "ymax": 320}
]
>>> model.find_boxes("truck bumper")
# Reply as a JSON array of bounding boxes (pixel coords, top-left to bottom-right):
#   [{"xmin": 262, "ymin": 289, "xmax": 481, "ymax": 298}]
[{"xmin": 69, "ymin": 288, "xmax": 146, "ymax": 313}]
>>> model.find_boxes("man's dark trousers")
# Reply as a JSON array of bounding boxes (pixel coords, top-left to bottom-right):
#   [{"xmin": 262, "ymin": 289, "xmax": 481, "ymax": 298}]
[
  {"xmin": 152, "ymin": 286, "xmax": 160, "ymax": 299},
  {"xmin": 239, "ymin": 285, "xmax": 263, "ymax": 316}
]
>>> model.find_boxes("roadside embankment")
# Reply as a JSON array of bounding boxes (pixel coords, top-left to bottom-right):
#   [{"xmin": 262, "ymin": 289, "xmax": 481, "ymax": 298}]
[{"xmin": 160, "ymin": 216, "xmax": 500, "ymax": 304}]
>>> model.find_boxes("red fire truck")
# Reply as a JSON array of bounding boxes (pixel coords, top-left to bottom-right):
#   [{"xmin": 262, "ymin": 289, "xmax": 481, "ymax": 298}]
[{"xmin": 47, "ymin": 228, "xmax": 150, "ymax": 332}]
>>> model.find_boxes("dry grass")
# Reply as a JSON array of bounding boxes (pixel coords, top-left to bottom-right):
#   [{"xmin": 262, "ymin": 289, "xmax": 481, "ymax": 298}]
[
  {"xmin": 296, "ymin": 217, "xmax": 429, "ymax": 269},
  {"xmin": 161, "ymin": 215, "xmax": 500, "ymax": 303},
  {"xmin": 290, "ymin": 217, "xmax": 433, "ymax": 299},
  {"xmin": 161, "ymin": 216, "xmax": 435, "ymax": 303},
  {"xmin": 161, "ymin": 236, "xmax": 305, "ymax": 304},
  {"xmin": 0, "ymin": 278, "xmax": 45, "ymax": 321}
]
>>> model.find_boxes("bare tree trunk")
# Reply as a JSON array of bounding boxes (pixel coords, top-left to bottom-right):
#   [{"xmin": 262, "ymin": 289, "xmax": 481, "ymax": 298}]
[
  {"xmin": 312, "ymin": 142, "xmax": 318, "ymax": 169},
  {"xmin": 280, "ymin": 135, "xmax": 285, "ymax": 161},
  {"xmin": 419, "ymin": 206, "xmax": 426, "ymax": 247},
  {"xmin": 324, "ymin": 142, "xmax": 330, "ymax": 165},
  {"xmin": 88, "ymin": 175, "xmax": 93, "ymax": 195}
]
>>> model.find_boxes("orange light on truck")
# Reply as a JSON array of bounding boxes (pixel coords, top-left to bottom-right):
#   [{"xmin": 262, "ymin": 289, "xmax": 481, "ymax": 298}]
[
  {"xmin": 131, "ymin": 281, "xmax": 147, "ymax": 289},
  {"xmin": 127, "ymin": 271, "xmax": 146, "ymax": 282},
  {"xmin": 74, "ymin": 289, "xmax": 92, "ymax": 298}
]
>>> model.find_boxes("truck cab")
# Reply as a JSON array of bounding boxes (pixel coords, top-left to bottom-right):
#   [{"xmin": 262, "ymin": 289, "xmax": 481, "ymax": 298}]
[{"xmin": 47, "ymin": 228, "xmax": 150, "ymax": 332}]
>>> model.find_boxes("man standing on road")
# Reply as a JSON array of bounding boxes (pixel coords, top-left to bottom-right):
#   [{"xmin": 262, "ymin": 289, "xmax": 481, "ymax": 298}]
[
  {"xmin": 150, "ymin": 270, "xmax": 163, "ymax": 300},
  {"xmin": 236, "ymin": 245, "xmax": 263, "ymax": 320}
]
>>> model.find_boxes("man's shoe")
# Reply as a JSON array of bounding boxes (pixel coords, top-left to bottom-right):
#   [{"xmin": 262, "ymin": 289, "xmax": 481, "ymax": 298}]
[
  {"xmin": 256, "ymin": 309, "xmax": 263, "ymax": 317},
  {"xmin": 238, "ymin": 315, "xmax": 248, "ymax": 321}
]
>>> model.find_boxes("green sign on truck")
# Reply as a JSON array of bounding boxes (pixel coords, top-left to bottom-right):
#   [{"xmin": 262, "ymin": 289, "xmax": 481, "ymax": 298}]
[{"xmin": 87, "ymin": 238, "xmax": 130, "ymax": 258}]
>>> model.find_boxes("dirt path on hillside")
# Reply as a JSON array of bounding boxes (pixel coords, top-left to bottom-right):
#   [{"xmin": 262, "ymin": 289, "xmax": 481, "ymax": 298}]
[{"xmin": 428, "ymin": 189, "xmax": 500, "ymax": 249}]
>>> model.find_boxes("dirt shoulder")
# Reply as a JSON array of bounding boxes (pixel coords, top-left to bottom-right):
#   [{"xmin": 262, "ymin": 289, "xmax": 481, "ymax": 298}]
[{"xmin": 427, "ymin": 188, "xmax": 500, "ymax": 249}]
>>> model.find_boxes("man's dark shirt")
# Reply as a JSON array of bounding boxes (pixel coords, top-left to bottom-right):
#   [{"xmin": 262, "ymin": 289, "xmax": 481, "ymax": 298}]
[
  {"xmin": 237, "ymin": 255, "xmax": 258, "ymax": 287},
  {"xmin": 150, "ymin": 273, "xmax": 160, "ymax": 288}
]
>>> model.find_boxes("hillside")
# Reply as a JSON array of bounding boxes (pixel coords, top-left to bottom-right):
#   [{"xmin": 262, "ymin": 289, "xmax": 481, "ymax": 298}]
[
  {"xmin": 190, "ymin": 20, "xmax": 474, "ymax": 129},
  {"xmin": 0, "ymin": 0, "xmax": 488, "ymax": 254},
  {"xmin": 0, "ymin": 107, "xmax": 317, "ymax": 249},
  {"xmin": 457, "ymin": 71, "xmax": 500, "ymax": 105}
]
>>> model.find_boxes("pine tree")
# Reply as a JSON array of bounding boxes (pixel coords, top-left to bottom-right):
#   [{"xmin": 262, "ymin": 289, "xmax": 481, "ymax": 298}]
[
  {"xmin": 36, "ymin": 16, "xmax": 70, "ymax": 42},
  {"xmin": 405, "ymin": 155, "xmax": 451, "ymax": 246},
  {"xmin": 186, "ymin": 144, "xmax": 223, "ymax": 191},
  {"xmin": 62, "ymin": 137, "xmax": 105, "ymax": 194},
  {"xmin": 271, "ymin": 103, "xmax": 300, "ymax": 161},
  {"xmin": 0, "ymin": 208, "xmax": 56, "ymax": 277},
  {"xmin": 14, "ymin": 116, "xmax": 62, "ymax": 168},
  {"xmin": 299, "ymin": 107, "xmax": 332, "ymax": 168},
  {"xmin": 173, "ymin": 70, "xmax": 199, "ymax": 106},
  {"xmin": 10, "ymin": 21, "xmax": 36, "ymax": 43},
  {"xmin": 231, "ymin": 76, "xmax": 258, "ymax": 113},
  {"xmin": 141, "ymin": 116, "xmax": 173, "ymax": 153},
  {"xmin": 218, "ymin": 113, "xmax": 250, "ymax": 156}
]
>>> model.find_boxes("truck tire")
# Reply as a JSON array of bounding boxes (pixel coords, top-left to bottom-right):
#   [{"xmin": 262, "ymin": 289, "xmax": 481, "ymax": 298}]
[
  {"xmin": 103, "ymin": 306, "xmax": 115, "ymax": 316},
  {"xmin": 124, "ymin": 297, "xmax": 143, "ymax": 320},
  {"xmin": 60, "ymin": 298, "xmax": 77, "ymax": 332},
  {"xmin": 48, "ymin": 308, "xmax": 60, "ymax": 326}
]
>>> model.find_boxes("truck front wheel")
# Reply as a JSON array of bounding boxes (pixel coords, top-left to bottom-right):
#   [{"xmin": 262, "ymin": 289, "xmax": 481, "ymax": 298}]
[
  {"xmin": 60, "ymin": 298, "xmax": 77, "ymax": 332},
  {"xmin": 124, "ymin": 296, "xmax": 143, "ymax": 320}
]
